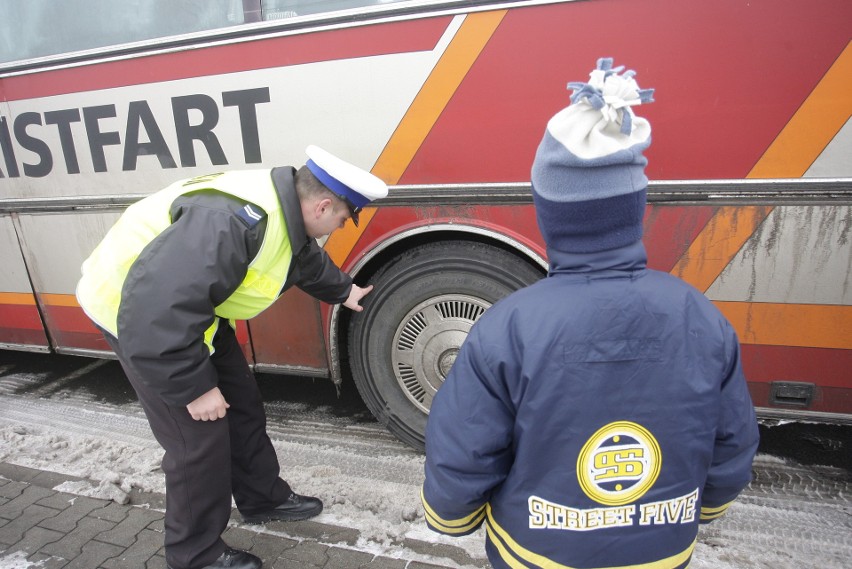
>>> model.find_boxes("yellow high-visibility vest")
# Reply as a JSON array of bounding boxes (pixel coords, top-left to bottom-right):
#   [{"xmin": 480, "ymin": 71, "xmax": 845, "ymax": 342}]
[{"xmin": 76, "ymin": 170, "xmax": 292, "ymax": 350}]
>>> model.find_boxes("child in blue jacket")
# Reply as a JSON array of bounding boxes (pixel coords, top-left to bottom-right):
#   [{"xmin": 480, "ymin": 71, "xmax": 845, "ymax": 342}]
[{"xmin": 422, "ymin": 58, "xmax": 759, "ymax": 569}]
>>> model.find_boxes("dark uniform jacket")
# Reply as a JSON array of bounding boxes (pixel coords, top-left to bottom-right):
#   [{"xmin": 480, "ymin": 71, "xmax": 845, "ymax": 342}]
[
  {"xmin": 422, "ymin": 240, "xmax": 760, "ymax": 569},
  {"xmin": 117, "ymin": 167, "xmax": 351, "ymax": 407}
]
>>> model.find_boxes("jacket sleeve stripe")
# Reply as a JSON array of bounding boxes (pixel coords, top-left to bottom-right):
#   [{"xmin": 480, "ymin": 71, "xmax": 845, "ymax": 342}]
[
  {"xmin": 486, "ymin": 504, "xmax": 698, "ymax": 569},
  {"xmin": 701, "ymin": 500, "xmax": 733, "ymax": 514},
  {"xmin": 485, "ymin": 523, "xmax": 535, "ymax": 568},
  {"xmin": 421, "ymin": 489, "xmax": 486, "ymax": 534},
  {"xmin": 700, "ymin": 501, "xmax": 733, "ymax": 521},
  {"xmin": 425, "ymin": 508, "xmax": 486, "ymax": 534}
]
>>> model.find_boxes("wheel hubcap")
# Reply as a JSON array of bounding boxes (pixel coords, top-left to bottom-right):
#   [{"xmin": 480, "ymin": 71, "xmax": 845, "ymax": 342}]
[
  {"xmin": 392, "ymin": 295, "xmax": 490, "ymax": 413},
  {"xmin": 437, "ymin": 348, "xmax": 458, "ymax": 378}
]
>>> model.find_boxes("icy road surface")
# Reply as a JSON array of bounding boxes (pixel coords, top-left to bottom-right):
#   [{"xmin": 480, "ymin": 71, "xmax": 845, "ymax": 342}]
[{"xmin": 0, "ymin": 352, "xmax": 850, "ymax": 568}]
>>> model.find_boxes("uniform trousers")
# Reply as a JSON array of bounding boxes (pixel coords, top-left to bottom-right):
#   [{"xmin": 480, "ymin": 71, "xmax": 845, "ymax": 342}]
[{"xmin": 103, "ymin": 323, "xmax": 291, "ymax": 569}]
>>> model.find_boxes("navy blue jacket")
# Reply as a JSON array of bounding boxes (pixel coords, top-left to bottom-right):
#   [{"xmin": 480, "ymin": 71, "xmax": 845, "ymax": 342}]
[{"xmin": 422, "ymin": 241, "xmax": 759, "ymax": 569}]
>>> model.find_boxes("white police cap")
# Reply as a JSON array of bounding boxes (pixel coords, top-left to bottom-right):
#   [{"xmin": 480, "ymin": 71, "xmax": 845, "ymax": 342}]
[{"xmin": 305, "ymin": 145, "xmax": 388, "ymax": 226}]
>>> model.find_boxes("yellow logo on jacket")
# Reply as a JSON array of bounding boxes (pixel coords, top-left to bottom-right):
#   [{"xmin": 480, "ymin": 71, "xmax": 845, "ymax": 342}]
[{"xmin": 577, "ymin": 421, "xmax": 661, "ymax": 506}]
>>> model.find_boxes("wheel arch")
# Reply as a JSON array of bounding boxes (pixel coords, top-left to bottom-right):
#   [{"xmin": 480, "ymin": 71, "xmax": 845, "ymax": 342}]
[{"xmin": 327, "ymin": 223, "xmax": 548, "ymax": 387}]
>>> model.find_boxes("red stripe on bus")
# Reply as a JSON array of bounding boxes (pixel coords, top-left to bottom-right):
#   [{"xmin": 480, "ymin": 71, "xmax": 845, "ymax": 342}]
[
  {"xmin": 43, "ymin": 302, "xmax": 253, "ymax": 356},
  {"xmin": 0, "ymin": 304, "xmax": 48, "ymax": 346},
  {"xmin": 742, "ymin": 344, "xmax": 851, "ymax": 391},
  {"xmin": 2, "ymin": 17, "xmax": 451, "ymax": 101},
  {"xmin": 41, "ymin": 304, "xmax": 101, "ymax": 334},
  {"xmin": 343, "ymin": 202, "xmax": 544, "ymax": 274},
  {"xmin": 406, "ymin": 0, "xmax": 851, "ymax": 182},
  {"xmin": 51, "ymin": 329, "xmax": 111, "ymax": 352},
  {"xmin": 0, "ymin": 328, "xmax": 49, "ymax": 347},
  {"xmin": 0, "ymin": 304, "xmax": 44, "ymax": 331}
]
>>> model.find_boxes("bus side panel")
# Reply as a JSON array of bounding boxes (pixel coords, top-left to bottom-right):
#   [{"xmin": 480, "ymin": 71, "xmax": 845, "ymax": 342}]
[
  {"xmin": 0, "ymin": 0, "xmax": 848, "ymax": 423},
  {"xmin": 13, "ymin": 209, "xmax": 256, "ymax": 357},
  {"xmin": 0, "ymin": 18, "xmax": 452, "ymax": 201},
  {"xmin": 248, "ymin": 288, "xmax": 327, "ymax": 372},
  {"xmin": 648, "ymin": 202, "xmax": 851, "ymax": 413},
  {"xmin": 403, "ymin": 0, "xmax": 852, "ymax": 183},
  {"xmin": 0, "ymin": 215, "xmax": 49, "ymax": 349},
  {"xmin": 15, "ymin": 212, "xmax": 118, "ymax": 351},
  {"xmin": 339, "ymin": 204, "xmax": 544, "ymax": 261},
  {"xmin": 0, "ymin": 16, "xmax": 456, "ymax": 358},
  {"xmin": 341, "ymin": 202, "xmax": 852, "ymax": 416},
  {"xmin": 39, "ymin": 298, "xmax": 107, "ymax": 352},
  {"xmin": 743, "ymin": 345, "xmax": 850, "ymax": 413}
]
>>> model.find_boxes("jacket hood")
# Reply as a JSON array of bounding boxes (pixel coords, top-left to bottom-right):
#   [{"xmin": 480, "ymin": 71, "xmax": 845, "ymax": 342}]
[{"xmin": 546, "ymin": 239, "xmax": 647, "ymax": 276}]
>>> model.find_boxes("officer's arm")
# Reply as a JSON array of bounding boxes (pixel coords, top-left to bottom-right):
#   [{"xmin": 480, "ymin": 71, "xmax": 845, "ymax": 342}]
[
  {"xmin": 116, "ymin": 194, "xmax": 262, "ymax": 407},
  {"xmin": 294, "ymin": 239, "xmax": 353, "ymax": 304}
]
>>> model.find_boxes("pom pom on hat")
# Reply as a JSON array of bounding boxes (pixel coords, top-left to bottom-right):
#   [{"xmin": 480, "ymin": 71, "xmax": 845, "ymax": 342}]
[
  {"xmin": 305, "ymin": 145, "xmax": 388, "ymax": 226},
  {"xmin": 531, "ymin": 57, "xmax": 655, "ymax": 253}
]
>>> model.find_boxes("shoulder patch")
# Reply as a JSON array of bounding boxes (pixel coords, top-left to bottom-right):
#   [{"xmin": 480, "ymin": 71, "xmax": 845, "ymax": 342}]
[{"xmin": 236, "ymin": 204, "xmax": 266, "ymax": 228}]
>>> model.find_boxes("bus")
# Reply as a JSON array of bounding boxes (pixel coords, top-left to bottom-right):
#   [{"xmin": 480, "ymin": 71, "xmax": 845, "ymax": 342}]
[{"xmin": 1, "ymin": 0, "xmax": 850, "ymax": 451}]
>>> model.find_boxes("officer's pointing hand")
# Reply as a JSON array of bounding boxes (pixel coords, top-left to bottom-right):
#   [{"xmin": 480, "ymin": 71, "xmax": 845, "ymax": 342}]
[
  {"xmin": 187, "ymin": 387, "xmax": 230, "ymax": 421},
  {"xmin": 344, "ymin": 284, "xmax": 373, "ymax": 312}
]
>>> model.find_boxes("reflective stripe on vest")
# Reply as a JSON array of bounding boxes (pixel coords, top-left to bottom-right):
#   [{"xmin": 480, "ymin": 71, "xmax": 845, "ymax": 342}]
[{"xmin": 76, "ymin": 170, "xmax": 292, "ymax": 353}]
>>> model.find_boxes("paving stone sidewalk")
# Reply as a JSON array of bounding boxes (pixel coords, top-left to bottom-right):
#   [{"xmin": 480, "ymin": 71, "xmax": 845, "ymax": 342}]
[{"xmin": 0, "ymin": 463, "xmax": 487, "ymax": 569}]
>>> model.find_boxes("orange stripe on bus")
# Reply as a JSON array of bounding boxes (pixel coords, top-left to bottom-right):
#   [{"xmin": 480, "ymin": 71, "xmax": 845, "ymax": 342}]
[
  {"xmin": 40, "ymin": 293, "xmax": 80, "ymax": 307},
  {"xmin": 372, "ymin": 10, "xmax": 507, "ymax": 185},
  {"xmin": 325, "ymin": 208, "xmax": 378, "ymax": 266},
  {"xmin": 716, "ymin": 302, "xmax": 852, "ymax": 350},
  {"xmin": 326, "ymin": 10, "xmax": 507, "ymax": 266},
  {"xmin": 748, "ymin": 41, "xmax": 852, "ymax": 178},
  {"xmin": 0, "ymin": 292, "xmax": 37, "ymax": 305},
  {"xmin": 669, "ymin": 206, "xmax": 773, "ymax": 292},
  {"xmin": 671, "ymin": 41, "xmax": 852, "ymax": 292}
]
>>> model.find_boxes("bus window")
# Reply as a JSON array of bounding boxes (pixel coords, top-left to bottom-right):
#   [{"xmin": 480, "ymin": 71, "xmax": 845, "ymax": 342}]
[
  {"xmin": 1, "ymin": 1, "xmax": 420, "ymax": 65},
  {"xmin": 261, "ymin": 0, "xmax": 408, "ymax": 20},
  {"xmin": 0, "ymin": 0, "xmax": 246, "ymax": 64}
]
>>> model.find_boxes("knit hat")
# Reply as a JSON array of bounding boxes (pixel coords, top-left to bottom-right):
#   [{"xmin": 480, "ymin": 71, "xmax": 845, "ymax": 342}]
[{"xmin": 531, "ymin": 57, "xmax": 655, "ymax": 253}]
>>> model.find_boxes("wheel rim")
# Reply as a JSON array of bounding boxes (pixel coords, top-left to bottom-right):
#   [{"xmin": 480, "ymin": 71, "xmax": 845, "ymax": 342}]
[{"xmin": 391, "ymin": 294, "xmax": 491, "ymax": 413}]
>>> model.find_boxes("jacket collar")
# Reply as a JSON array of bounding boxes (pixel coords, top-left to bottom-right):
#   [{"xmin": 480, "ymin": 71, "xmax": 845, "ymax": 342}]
[
  {"xmin": 271, "ymin": 166, "xmax": 311, "ymax": 254},
  {"xmin": 546, "ymin": 240, "xmax": 648, "ymax": 276}
]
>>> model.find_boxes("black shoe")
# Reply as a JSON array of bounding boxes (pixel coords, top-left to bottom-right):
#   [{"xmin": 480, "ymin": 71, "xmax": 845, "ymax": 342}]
[
  {"xmin": 168, "ymin": 547, "xmax": 262, "ymax": 569},
  {"xmin": 242, "ymin": 492, "xmax": 324, "ymax": 524}
]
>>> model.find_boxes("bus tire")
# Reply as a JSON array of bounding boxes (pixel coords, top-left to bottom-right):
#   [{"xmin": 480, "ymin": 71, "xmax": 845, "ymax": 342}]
[{"xmin": 347, "ymin": 241, "xmax": 543, "ymax": 452}]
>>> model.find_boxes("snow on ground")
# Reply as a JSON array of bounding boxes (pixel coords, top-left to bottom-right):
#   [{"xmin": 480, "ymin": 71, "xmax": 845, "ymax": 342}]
[
  {"xmin": 0, "ymin": 551, "xmax": 34, "ymax": 569},
  {"xmin": 1, "ymin": 396, "xmax": 851, "ymax": 568}
]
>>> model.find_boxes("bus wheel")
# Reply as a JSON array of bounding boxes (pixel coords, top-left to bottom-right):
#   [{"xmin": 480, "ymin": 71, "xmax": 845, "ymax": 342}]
[{"xmin": 347, "ymin": 241, "xmax": 542, "ymax": 452}]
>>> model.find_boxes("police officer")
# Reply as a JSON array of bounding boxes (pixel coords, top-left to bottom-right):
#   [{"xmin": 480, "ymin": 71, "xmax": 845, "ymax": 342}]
[
  {"xmin": 421, "ymin": 59, "xmax": 759, "ymax": 569},
  {"xmin": 77, "ymin": 145, "xmax": 387, "ymax": 569}
]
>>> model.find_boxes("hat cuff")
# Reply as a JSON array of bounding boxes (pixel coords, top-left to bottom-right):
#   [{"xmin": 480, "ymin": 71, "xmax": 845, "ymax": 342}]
[
  {"xmin": 532, "ymin": 189, "xmax": 646, "ymax": 253},
  {"xmin": 531, "ymin": 131, "xmax": 649, "ymax": 203}
]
